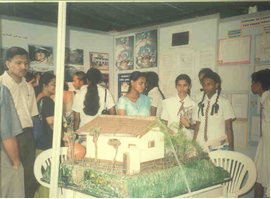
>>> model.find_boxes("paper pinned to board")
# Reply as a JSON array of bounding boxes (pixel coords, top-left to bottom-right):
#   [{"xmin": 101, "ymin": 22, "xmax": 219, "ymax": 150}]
[
  {"xmin": 159, "ymin": 53, "xmax": 176, "ymax": 98},
  {"xmin": 233, "ymin": 121, "xmax": 248, "ymax": 149},
  {"xmin": 218, "ymin": 36, "xmax": 251, "ymax": 65},
  {"xmin": 251, "ymin": 116, "xmax": 261, "ymax": 142},
  {"xmin": 232, "ymin": 94, "xmax": 249, "ymax": 120}
]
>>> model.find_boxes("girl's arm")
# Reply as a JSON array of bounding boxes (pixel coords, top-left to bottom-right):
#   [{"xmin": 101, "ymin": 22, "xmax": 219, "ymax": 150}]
[
  {"xmin": 193, "ymin": 121, "xmax": 201, "ymax": 140},
  {"xmin": 225, "ymin": 119, "xmax": 234, "ymax": 151},
  {"xmin": 150, "ymin": 106, "xmax": 157, "ymax": 116},
  {"xmin": 46, "ymin": 116, "xmax": 54, "ymax": 130},
  {"xmin": 74, "ymin": 111, "xmax": 80, "ymax": 131},
  {"xmin": 118, "ymin": 109, "xmax": 126, "ymax": 115},
  {"xmin": 109, "ymin": 106, "xmax": 116, "ymax": 115}
]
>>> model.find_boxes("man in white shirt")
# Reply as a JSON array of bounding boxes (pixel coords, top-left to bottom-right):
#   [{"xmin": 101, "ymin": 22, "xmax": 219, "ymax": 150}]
[
  {"xmin": 251, "ymin": 69, "xmax": 270, "ymax": 198},
  {"xmin": 72, "ymin": 71, "xmax": 87, "ymax": 90},
  {"xmin": 0, "ymin": 47, "xmax": 39, "ymax": 198}
]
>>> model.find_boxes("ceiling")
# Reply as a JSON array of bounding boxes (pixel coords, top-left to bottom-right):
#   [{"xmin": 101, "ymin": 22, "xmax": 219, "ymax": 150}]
[{"xmin": 0, "ymin": 2, "xmax": 270, "ymax": 32}]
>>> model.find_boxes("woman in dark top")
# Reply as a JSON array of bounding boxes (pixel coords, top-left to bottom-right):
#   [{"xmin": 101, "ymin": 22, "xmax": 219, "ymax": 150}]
[{"xmin": 35, "ymin": 73, "xmax": 56, "ymax": 151}]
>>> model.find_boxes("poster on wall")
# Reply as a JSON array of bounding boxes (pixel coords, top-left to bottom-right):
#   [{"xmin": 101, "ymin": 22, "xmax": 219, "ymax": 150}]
[
  {"xmin": 28, "ymin": 44, "xmax": 54, "ymax": 66},
  {"xmin": 118, "ymin": 73, "xmax": 131, "ymax": 99},
  {"xmin": 101, "ymin": 73, "xmax": 109, "ymax": 89},
  {"xmin": 135, "ymin": 29, "xmax": 157, "ymax": 69},
  {"xmin": 89, "ymin": 52, "xmax": 109, "ymax": 71},
  {"xmin": 28, "ymin": 67, "xmax": 54, "ymax": 86},
  {"xmin": 0, "ymin": 47, "xmax": 8, "ymax": 75},
  {"xmin": 115, "ymin": 36, "xmax": 134, "ymax": 71},
  {"xmin": 65, "ymin": 65, "xmax": 84, "ymax": 82},
  {"xmin": 65, "ymin": 48, "xmax": 84, "ymax": 65},
  {"xmin": 217, "ymin": 36, "xmax": 251, "ymax": 66}
]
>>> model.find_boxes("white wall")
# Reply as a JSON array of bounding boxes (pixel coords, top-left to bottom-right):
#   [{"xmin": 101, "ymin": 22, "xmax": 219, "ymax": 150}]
[{"xmin": 0, "ymin": 15, "xmax": 114, "ymax": 94}]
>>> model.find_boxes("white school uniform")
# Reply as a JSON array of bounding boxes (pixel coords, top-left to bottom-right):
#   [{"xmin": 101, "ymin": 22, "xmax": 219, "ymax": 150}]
[
  {"xmin": 254, "ymin": 90, "xmax": 270, "ymax": 194},
  {"xmin": 148, "ymin": 87, "xmax": 164, "ymax": 117},
  {"xmin": 72, "ymin": 84, "xmax": 115, "ymax": 128},
  {"xmin": 193, "ymin": 92, "xmax": 236, "ymax": 151},
  {"xmin": 161, "ymin": 94, "xmax": 196, "ymax": 140}
]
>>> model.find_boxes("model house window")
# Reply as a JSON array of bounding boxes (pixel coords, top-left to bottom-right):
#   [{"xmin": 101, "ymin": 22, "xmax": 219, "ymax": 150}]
[
  {"xmin": 148, "ymin": 141, "xmax": 155, "ymax": 148},
  {"xmin": 128, "ymin": 144, "xmax": 136, "ymax": 148}
]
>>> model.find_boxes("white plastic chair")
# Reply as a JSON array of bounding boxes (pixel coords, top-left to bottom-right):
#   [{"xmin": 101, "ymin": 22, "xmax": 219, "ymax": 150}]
[
  {"xmin": 34, "ymin": 147, "xmax": 68, "ymax": 188},
  {"xmin": 209, "ymin": 150, "xmax": 257, "ymax": 198}
]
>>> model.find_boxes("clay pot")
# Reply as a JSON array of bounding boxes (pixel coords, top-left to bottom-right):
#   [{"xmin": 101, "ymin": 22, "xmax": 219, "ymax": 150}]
[{"xmin": 68, "ymin": 140, "xmax": 86, "ymax": 160}]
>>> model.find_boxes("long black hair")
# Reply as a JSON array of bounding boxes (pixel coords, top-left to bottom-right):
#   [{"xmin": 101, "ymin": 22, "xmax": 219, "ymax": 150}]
[
  {"xmin": 198, "ymin": 72, "xmax": 221, "ymax": 117},
  {"xmin": 36, "ymin": 72, "xmax": 56, "ymax": 96},
  {"xmin": 146, "ymin": 71, "xmax": 165, "ymax": 99},
  {"xmin": 83, "ymin": 68, "xmax": 102, "ymax": 116},
  {"xmin": 127, "ymin": 71, "xmax": 146, "ymax": 93},
  {"xmin": 175, "ymin": 74, "xmax": 192, "ymax": 96},
  {"xmin": 251, "ymin": 69, "xmax": 270, "ymax": 91}
]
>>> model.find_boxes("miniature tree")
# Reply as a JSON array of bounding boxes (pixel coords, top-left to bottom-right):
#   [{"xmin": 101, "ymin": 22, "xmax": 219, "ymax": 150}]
[
  {"xmin": 108, "ymin": 139, "xmax": 121, "ymax": 171},
  {"xmin": 89, "ymin": 125, "xmax": 102, "ymax": 162},
  {"xmin": 63, "ymin": 131, "xmax": 76, "ymax": 164}
]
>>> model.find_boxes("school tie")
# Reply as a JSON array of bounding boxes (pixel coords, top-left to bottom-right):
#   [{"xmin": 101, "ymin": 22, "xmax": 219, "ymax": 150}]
[
  {"xmin": 204, "ymin": 100, "xmax": 211, "ymax": 142},
  {"xmin": 260, "ymin": 102, "xmax": 263, "ymax": 137},
  {"xmin": 178, "ymin": 101, "xmax": 185, "ymax": 128}
]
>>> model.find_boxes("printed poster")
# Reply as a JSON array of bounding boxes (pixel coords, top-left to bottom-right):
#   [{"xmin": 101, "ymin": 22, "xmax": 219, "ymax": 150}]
[
  {"xmin": 28, "ymin": 44, "xmax": 54, "ymax": 67},
  {"xmin": 115, "ymin": 36, "xmax": 134, "ymax": 71},
  {"xmin": 0, "ymin": 47, "xmax": 8, "ymax": 75},
  {"xmin": 64, "ymin": 65, "xmax": 84, "ymax": 82},
  {"xmin": 65, "ymin": 48, "xmax": 84, "ymax": 65},
  {"xmin": 90, "ymin": 52, "xmax": 109, "ymax": 71},
  {"xmin": 135, "ymin": 29, "xmax": 157, "ymax": 69},
  {"xmin": 118, "ymin": 73, "xmax": 131, "ymax": 99}
]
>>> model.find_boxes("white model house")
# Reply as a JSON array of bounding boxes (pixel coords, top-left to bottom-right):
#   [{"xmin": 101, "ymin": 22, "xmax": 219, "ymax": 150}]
[{"xmin": 77, "ymin": 115, "xmax": 164, "ymax": 174}]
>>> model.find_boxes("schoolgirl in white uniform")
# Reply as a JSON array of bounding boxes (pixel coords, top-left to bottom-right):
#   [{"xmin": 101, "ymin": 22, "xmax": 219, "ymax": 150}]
[
  {"xmin": 193, "ymin": 72, "xmax": 236, "ymax": 152},
  {"xmin": 161, "ymin": 74, "xmax": 196, "ymax": 140}
]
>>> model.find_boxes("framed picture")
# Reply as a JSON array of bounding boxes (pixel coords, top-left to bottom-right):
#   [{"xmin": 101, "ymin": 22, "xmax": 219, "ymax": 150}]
[
  {"xmin": 115, "ymin": 36, "xmax": 134, "ymax": 71},
  {"xmin": 135, "ymin": 29, "xmax": 157, "ymax": 69},
  {"xmin": 65, "ymin": 48, "xmax": 84, "ymax": 65},
  {"xmin": 0, "ymin": 47, "xmax": 8, "ymax": 75},
  {"xmin": 65, "ymin": 65, "xmax": 84, "ymax": 82},
  {"xmin": 89, "ymin": 52, "xmax": 109, "ymax": 71},
  {"xmin": 28, "ymin": 44, "xmax": 54, "ymax": 66},
  {"xmin": 101, "ymin": 73, "xmax": 109, "ymax": 89}
]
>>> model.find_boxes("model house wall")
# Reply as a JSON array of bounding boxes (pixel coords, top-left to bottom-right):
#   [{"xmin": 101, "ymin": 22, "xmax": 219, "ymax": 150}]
[{"xmin": 86, "ymin": 128, "xmax": 164, "ymax": 163}]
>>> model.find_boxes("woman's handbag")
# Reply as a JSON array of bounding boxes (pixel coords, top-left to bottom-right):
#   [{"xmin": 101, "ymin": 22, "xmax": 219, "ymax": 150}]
[
  {"xmin": 33, "ymin": 98, "xmax": 51, "ymax": 149},
  {"xmin": 101, "ymin": 89, "xmax": 110, "ymax": 115}
]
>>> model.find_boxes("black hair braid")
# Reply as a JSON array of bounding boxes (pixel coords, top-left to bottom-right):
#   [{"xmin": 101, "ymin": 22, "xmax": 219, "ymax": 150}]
[
  {"xmin": 83, "ymin": 84, "xmax": 100, "ymax": 116},
  {"xmin": 211, "ymin": 87, "xmax": 221, "ymax": 115},
  {"xmin": 157, "ymin": 86, "xmax": 166, "ymax": 100},
  {"xmin": 198, "ymin": 93, "xmax": 206, "ymax": 117}
]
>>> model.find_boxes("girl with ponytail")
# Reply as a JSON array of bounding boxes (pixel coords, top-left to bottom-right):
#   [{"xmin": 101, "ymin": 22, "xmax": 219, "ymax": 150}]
[
  {"xmin": 193, "ymin": 72, "xmax": 236, "ymax": 152},
  {"xmin": 145, "ymin": 71, "xmax": 165, "ymax": 117},
  {"xmin": 72, "ymin": 68, "xmax": 116, "ymax": 131}
]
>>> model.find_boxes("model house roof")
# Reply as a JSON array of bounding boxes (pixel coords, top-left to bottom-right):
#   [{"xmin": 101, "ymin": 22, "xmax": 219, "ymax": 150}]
[{"xmin": 77, "ymin": 115, "xmax": 159, "ymax": 138}]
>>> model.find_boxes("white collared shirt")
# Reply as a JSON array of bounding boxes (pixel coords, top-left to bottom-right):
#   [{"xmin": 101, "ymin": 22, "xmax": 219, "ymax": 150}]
[
  {"xmin": 0, "ymin": 71, "xmax": 38, "ymax": 128},
  {"xmin": 193, "ymin": 93, "xmax": 236, "ymax": 146},
  {"xmin": 72, "ymin": 84, "xmax": 115, "ymax": 128},
  {"xmin": 148, "ymin": 87, "xmax": 164, "ymax": 117},
  {"xmin": 261, "ymin": 90, "xmax": 270, "ymax": 137},
  {"xmin": 161, "ymin": 94, "xmax": 196, "ymax": 140}
]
